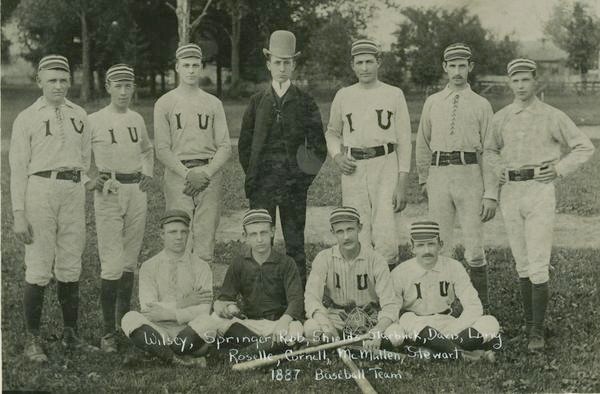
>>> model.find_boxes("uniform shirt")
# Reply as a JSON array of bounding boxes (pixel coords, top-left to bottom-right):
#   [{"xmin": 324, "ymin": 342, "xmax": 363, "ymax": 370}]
[
  {"xmin": 139, "ymin": 250, "xmax": 213, "ymax": 325},
  {"xmin": 218, "ymin": 250, "xmax": 304, "ymax": 321},
  {"xmin": 9, "ymin": 96, "xmax": 91, "ymax": 212},
  {"xmin": 89, "ymin": 106, "xmax": 154, "ymax": 176},
  {"xmin": 325, "ymin": 82, "xmax": 412, "ymax": 173},
  {"xmin": 305, "ymin": 245, "xmax": 400, "ymax": 323},
  {"xmin": 154, "ymin": 87, "xmax": 231, "ymax": 178},
  {"xmin": 484, "ymin": 97, "xmax": 595, "ymax": 197},
  {"xmin": 391, "ymin": 256, "xmax": 482, "ymax": 329},
  {"xmin": 415, "ymin": 85, "xmax": 495, "ymax": 198}
]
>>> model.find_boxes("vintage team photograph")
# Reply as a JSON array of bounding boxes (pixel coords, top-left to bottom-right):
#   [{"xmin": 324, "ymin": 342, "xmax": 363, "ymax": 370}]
[{"xmin": 1, "ymin": 0, "xmax": 599, "ymax": 392}]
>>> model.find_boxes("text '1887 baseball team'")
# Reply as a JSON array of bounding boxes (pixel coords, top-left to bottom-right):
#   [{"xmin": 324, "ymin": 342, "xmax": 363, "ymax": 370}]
[{"xmin": 9, "ymin": 30, "xmax": 594, "ymax": 367}]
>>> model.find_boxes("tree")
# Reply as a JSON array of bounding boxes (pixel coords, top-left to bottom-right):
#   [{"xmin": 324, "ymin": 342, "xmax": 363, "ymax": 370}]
[
  {"xmin": 545, "ymin": 1, "xmax": 600, "ymax": 76},
  {"xmin": 1, "ymin": 0, "xmax": 19, "ymax": 62},
  {"xmin": 165, "ymin": 0, "xmax": 213, "ymax": 45},
  {"xmin": 390, "ymin": 6, "xmax": 517, "ymax": 88}
]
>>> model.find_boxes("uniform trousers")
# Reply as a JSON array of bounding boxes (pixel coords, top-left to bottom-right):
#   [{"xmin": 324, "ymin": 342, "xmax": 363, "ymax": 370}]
[
  {"xmin": 427, "ymin": 164, "xmax": 486, "ymax": 268},
  {"xmin": 342, "ymin": 153, "xmax": 399, "ymax": 264},
  {"xmin": 163, "ymin": 167, "xmax": 222, "ymax": 263},
  {"xmin": 24, "ymin": 175, "xmax": 85, "ymax": 286},
  {"xmin": 94, "ymin": 183, "xmax": 146, "ymax": 280},
  {"xmin": 500, "ymin": 181, "xmax": 555, "ymax": 284}
]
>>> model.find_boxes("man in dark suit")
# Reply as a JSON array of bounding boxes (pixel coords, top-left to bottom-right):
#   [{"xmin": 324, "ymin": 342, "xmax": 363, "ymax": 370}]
[{"xmin": 239, "ymin": 30, "xmax": 327, "ymax": 287}]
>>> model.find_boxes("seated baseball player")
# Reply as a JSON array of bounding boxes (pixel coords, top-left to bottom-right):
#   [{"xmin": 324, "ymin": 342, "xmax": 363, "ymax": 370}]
[
  {"xmin": 303, "ymin": 207, "xmax": 400, "ymax": 352},
  {"xmin": 120, "ymin": 209, "xmax": 213, "ymax": 365},
  {"xmin": 387, "ymin": 221, "xmax": 502, "ymax": 359},
  {"xmin": 193, "ymin": 209, "xmax": 304, "ymax": 355}
]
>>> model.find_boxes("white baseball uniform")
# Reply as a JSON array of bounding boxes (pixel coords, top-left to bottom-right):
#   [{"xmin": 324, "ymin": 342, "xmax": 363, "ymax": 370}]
[
  {"xmin": 89, "ymin": 106, "xmax": 153, "ymax": 280},
  {"xmin": 416, "ymin": 85, "xmax": 494, "ymax": 268},
  {"xmin": 325, "ymin": 82, "xmax": 412, "ymax": 264},
  {"xmin": 9, "ymin": 97, "xmax": 90, "ymax": 286},
  {"xmin": 154, "ymin": 87, "xmax": 231, "ymax": 262},
  {"xmin": 121, "ymin": 250, "xmax": 213, "ymax": 340},
  {"xmin": 387, "ymin": 256, "xmax": 499, "ymax": 346},
  {"xmin": 303, "ymin": 244, "xmax": 400, "ymax": 337},
  {"xmin": 484, "ymin": 97, "xmax": 595, "ymax": 284}
]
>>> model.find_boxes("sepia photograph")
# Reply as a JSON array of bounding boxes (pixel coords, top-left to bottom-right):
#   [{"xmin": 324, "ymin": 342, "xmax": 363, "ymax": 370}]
[{"xmin": 1, "ymin": 0, "xmax": 599, "ymax": 392}]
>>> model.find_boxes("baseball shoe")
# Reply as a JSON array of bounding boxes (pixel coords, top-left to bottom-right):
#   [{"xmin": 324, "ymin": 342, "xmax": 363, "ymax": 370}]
[
  {"xmin": 172, "ymin": 355, "xmax": 207, "ymax": 367},
  {"xmin": 61, "ymin": 327, "xmax": 99, "ymax": 352},
  {"xmin": 24, "ymin": 335, "xmax": 48, "ymax": 363},
  {"xmin": 100, "ymin": 332, "xmax": 118, "ymax": 353},
  {"xmin": 527, "ymin": 335, "xmax": 545, "ymax": 352}
]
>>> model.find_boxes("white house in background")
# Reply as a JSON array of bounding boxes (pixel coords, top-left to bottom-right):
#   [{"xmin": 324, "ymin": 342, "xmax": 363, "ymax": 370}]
[{"xmin": 518, "ymin": 39, "xmax": 570, "ymax": 81}]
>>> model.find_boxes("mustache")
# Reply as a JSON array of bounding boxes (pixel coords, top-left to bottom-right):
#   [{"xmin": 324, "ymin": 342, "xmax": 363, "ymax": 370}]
[{"xmin": 422, "ymin": 254, "xmax": 435, "ymax": 258}]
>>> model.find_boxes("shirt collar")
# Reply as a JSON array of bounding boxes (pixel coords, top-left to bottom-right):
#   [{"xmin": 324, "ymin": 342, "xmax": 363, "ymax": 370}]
[
  {"xmin": 443, "ymin": 83, "xmax": 472, "ymax": 100},
  {"xmin": 511, "ymin": 96, "xmax": 541, "ymax": 114},
  {"xmin": 332, "ymin": 243, "xmax": 368, "ymax": 262},
  {"xmin": 161, "ymin": 249, "xmax": 189, "ymax": 265},
  {"xmin": 35, "ymin": 96, "xmax": 75, "ymax": 111},
  {"xmin": 271, "ymin": 79, "xmax": 291, "ymax": 98},
  {"xmin": 411, "ymin": 256, "xmax": 444, "ymax": 276},
  {"xmin": 244, "ymin": 248, "xmax": 277, "ymax": 264}
]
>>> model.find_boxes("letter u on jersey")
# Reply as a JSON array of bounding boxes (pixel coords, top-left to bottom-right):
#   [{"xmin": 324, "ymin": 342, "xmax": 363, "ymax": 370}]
[{"xmin": 376, "ymin": 109, "xmax": 393, "ymax": 130}]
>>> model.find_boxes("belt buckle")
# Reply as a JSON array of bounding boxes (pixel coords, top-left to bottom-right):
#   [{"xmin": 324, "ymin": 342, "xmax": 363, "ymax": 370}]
[
  {"xmin": 71, "ymin": 171, "xmax": 81, "ymax": 183},
  {"xmin": 510, "ymin": 170, "xmax": 523, "ymax": 181},
  {"xmin": 362, "ymin": 147, "xmax": 376, "ymax": 159}
]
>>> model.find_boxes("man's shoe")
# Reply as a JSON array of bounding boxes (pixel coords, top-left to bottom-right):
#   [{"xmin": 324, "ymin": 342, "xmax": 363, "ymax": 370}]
[
  {"xmin": 62, "ymin": 327, "xmax": 99, "ymax": 352},
  {"xmin": 25, "ymin": 336, "xmax": 48, "ymax": 363},
  {"xmin": 100, "ymin": 332, "xmax": 118, "ymax": 353},
  {"xmin": 172, "ymin": 355, "xmax": 207, "ymax": 367},
  {"xmin": 527, "ymin": 335, "xmax": 545, "ymax": 352}
]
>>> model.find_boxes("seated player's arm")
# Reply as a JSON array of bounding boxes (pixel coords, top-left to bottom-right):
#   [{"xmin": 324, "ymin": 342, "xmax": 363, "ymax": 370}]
[
  {"xmin": 304, "ymin": 252, "xmax": 330, "ymax": 320},
  {"xmin": 214, "ymin": 258, "xmax": 243, "ymax": 319},
  {"xmin": 373, "ymin": 254, "xmax": 402, "ymax": 327},
  {"xmin": 448, "ymin": 261, "xmax": 484, "ymax": 334},
  {"xmin": 174, "ymin": 259, "xmax": 215, "ymax": 324},
  {"xmin": 282, "ymin": 257, "xmax": 305, "ymax": 322}
]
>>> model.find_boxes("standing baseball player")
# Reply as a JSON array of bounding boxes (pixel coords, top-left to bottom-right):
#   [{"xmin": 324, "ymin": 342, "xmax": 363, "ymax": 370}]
[
  {"xmin": 9, "ymin": 55, "xmax": 95, "ymax": 362},
  {"xmin": 326, "ymin": 39, "xmax": 412, "ymax": 267},
  {"xmin": 239, "ymin": 30, "xmax": 327, "ymax": 287},
  {"xmin": 121, "ymin": 209, "xmax": 213, "ymax": 366},
  {"xmin": 303, "ymin": 207, "xmax": 400, "ymax": 352},
  {"xmin": 89, "ymin": 64, "xmax": 154, "ymax": 352},
  {"xmin": 154, "ymin": 43, "xmax": 232, "ymax": 263},
  {"xmin": 415, "ymin": 43, "xmax": 496, "ymax": 306},
  {"xmin": 386, "ymin": 221, "xmax": 501, "ymax": 360},
  {"xmin": 192, "ymin": 209, "xmax": 304, "ymax": 355},
  {"xmin": 484, "ymin": 59, "xmax": 594, "ymax": 351}
]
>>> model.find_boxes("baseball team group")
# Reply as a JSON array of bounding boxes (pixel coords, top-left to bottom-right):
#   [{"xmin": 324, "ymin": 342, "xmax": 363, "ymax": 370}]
[{"xmin": 9, "ymin": 29, "xmax": 595, "ymax": 369}]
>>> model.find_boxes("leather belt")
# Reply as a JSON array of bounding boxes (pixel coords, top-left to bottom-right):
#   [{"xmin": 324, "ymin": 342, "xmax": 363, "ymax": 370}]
[
  {"xmin": 348, "ymin": 143, "xmax": 395, "ymax": 160},
  {"xmin": 33, "ymin": 170, "xmax": 81, "ymax": 183},
  {"xmin": 181, "ymin": 159, "xmax": 209, "ymax": 168},
  {"xmin": 431, "ymin": 151, "xmax": 478, "ymax": 166},
  {"xmin": 100, "ymin": 171, "xmax": 141, "ymax": 184},
  {"xmin": 507, "ymin": 168, "xmax": 535, "ymax": 181}
]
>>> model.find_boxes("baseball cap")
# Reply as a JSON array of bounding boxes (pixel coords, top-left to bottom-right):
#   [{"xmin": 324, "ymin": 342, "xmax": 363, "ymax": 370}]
[
  {"xmin": 410, "ymin": 221, "xmax": 440, "ymax": 241},
  {"xmin": 330, "ymin": 206, "xmax": 361, "ymax": 225},
  {"xmin": 160, "ymin": 209, "xmax": 191, "ymax": 227},
  {"xmin": 351, "ymin": 39, "xmax": 380, "ymax": 57},
  {"xmin": 176, "ymin": 43, "xmax": 203, "ymax": 60},
  {"xmin": 38, "ymin": 54, "xmax": 70, "ymax": 73},
  {"xmin": 507, "ymin": 58, "xmax": 537, "ymax": 77},
  {"xmin": 443, "ymin": 43, "xmax": 472, "ymax": 61},
  {"xmin": 242, "ymin": 209, "xmax": 272, "ymax": 227},
  {"xmin": 106, "ymin": 64, "xmax": 134, "ymax": 82}
]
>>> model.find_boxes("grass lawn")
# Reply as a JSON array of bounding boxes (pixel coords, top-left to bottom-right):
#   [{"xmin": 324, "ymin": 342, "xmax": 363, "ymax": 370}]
[{"xmin": 3, "ymin": 231, "xmax": 600, "ymax": 392}]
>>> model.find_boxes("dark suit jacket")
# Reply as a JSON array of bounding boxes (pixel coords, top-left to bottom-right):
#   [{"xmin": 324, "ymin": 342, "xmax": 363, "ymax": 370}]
[{"xmin": 238, "ymin": 84, "xmax": 327, "ymax": 198}]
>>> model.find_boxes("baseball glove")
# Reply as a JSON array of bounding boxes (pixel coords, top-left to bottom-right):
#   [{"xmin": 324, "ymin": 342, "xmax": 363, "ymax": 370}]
[{"xmin": 342, "ymin": 303, "xmax": 379, "ymax": 337}]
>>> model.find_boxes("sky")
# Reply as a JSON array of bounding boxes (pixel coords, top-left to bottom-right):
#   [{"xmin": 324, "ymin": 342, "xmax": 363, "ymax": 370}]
[{"xmin": 368, "ymin": 0, "xmax": 600, "ymax": 49}]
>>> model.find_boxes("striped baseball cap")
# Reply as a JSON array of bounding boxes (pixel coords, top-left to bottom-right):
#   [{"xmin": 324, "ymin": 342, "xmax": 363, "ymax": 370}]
[
  {"xmin": 330, "ymin": 206, "xmax": 361, "ymax": 225},
  {"xmin": 507, "ymin": 58, "xmax": 537, "ymax": 76},
  {"xmin": 351, "ymin": 39, "xmax": 380, "ymax": 57},
  {"xmin": 176, "ymin": 43, "xmax": 203, "ymax": 59},
  {"xmin": 106, "ymin": 64, "xmax": 134, "ymax": 82},
  {"xmin": 242, "ymin": 209, "xmax": 272, "ymax": 227},
  {"xmin": 160, "ymin": 209, "xmax": 191, "ymax": 227},
  {"xmin": 38, "ymin": 55, "xmax": 70, "ymax": 73},
  {"xmin": 410, "ymin": 221, "xmax": 440, "ymax": 241},
  {"xmin": 443, "ymin": 43, "xmax": 472, "ymax": 61}
]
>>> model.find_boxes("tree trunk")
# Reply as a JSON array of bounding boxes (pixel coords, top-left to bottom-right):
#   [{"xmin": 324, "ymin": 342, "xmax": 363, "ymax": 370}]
[
  {"xmin": 176, "ymin": 0, "xmax": 190, "ymax": 46},
  {"xmin": 150, "ymin": 71, "xmax": 157, "ymax": 96},
  {"xmin": 80, "ymin": 11, "xmax": 91, "ymax": 102},
  {"xmin": 230, "ymin": 8, "xmax": 241, "ymax": 89},
  {"xmin": 216, "ymin": 55, "xmax": 222, "ymax": 98}
]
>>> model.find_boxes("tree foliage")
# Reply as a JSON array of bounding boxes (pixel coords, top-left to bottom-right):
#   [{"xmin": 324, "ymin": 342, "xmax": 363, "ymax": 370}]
[
  {"xmin": 544, "ymin": 0, "xmax": 600, "ymax": 75},
  {"xmin": 390, "ymin": 6, "xmax": 517, "ymax": 88}
]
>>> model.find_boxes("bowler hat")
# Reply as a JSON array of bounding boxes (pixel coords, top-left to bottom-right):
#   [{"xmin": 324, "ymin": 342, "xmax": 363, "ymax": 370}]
[{"xmin": 262, "ymin": 30, "xmax": 301, "ymax": 59}]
